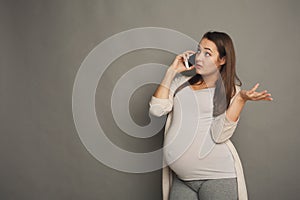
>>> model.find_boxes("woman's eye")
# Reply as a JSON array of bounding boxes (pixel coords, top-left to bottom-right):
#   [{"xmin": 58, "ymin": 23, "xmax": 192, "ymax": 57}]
[{"xmin": 205, "ymin": 52, "xmax": 211, "ymax": 57}]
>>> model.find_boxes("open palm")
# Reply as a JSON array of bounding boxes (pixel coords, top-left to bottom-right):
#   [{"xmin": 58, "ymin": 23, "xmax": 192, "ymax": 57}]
[{"xmin": 239, "ymin": 83, "xmax": 273, "ymax": 101}]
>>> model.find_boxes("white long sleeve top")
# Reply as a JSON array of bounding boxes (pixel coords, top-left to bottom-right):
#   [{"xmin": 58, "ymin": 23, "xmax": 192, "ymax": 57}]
[
  {"xmin": 149, "ymin": 73, "xmax": 248, "ymax": 200},
  {"xmin": 164, "ymin": 85, "xmax": 236, "ymax": 180}
]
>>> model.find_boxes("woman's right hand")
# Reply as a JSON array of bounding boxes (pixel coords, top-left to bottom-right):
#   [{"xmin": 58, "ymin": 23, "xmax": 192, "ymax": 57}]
[
  {"xmin": 152, "ymin": 50, "xmax": 196, "ymax": 99},
  {"xmin": 169, "ymin": 50, "xmax": 196, "ymax": 73}
]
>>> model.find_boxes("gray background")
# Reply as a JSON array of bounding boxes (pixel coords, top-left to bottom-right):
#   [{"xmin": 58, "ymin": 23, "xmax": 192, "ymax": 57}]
[{"xmin": 1, "ymin": 0, "xmax": 299, "ymax": 199}]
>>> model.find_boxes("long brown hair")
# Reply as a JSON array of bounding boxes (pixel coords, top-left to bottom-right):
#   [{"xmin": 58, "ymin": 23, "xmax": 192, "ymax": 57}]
[{"xmin": 188, "ymin": 31, "xmax": 242, "ymax": 116}]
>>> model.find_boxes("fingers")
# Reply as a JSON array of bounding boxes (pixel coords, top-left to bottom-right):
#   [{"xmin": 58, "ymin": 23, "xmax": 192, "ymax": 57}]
[
  {"xmin": 261, "ymin": 92, "xmax": 273, "ymax": 101},
  {"xmin": 183, "ymin": 52, "xmax": 192, "ymax": 61},
  {"xmin": 243, "ymin": 82, "xmax": 274, "ymax": 101},
  {"xmin": 265, "ymin": 97, "xmax": 273, "ymax": 101},
  {"xmin": 186, "ymin": 65, "xmax": 195, "ymax": 70},
  {"xmin": 252, "ymin": 91, "xmax": 273, "ymax": 101},
  {"xmin": 183, "ymin": 50, "xmax": 196, "ymax": 60},
  {"xmin": 182, "ymin": 53, "xmax": 188, "ymax": 62},
  {"xmin": 258, "ymin": 90, "xmax": 268, "ymax": 96},
  {"xmin": 249, "ymin": 83, "xmax": 260, "ymax": 94},
  {"xmin": 176, "ymin": 53, "xmax": 187, "ymax": 62},
  {"xmin": 184, "ymin": 50, "xmax": 196, "ymax": 55},
  {"xmin": 172, "ymin": 50, "xmax": 196, "ymax": 71},
  {"xmin": 188, "ymin": 50, "xmax": 196, "ymax": 55}
]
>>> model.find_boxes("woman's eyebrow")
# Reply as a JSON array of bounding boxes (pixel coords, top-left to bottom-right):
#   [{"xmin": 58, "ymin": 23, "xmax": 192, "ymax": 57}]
[
  {"xmin": 204, "ymin": 47, "xmax": 213, "ymax": 52},
  {"xmin": 197, "ymin": 45, "xmax": 213, "ymax": 53}
]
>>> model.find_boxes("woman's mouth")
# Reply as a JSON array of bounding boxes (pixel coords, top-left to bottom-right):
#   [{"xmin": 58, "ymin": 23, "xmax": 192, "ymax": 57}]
[{"xmin": 195, "ymin": 64, "xmax": 203, "ymax": 69}]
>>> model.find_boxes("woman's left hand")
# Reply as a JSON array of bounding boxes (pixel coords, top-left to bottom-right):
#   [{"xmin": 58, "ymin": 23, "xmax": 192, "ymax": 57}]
[{"xmin": 239, "ymin": 83, "xmax": 273, "ymax": 102}]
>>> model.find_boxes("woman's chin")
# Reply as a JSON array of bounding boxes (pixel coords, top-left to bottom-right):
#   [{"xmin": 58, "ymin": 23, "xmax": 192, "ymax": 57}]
[{"xmin": 195, "ymin": 69, "xmax": 204, "ymax": 75}]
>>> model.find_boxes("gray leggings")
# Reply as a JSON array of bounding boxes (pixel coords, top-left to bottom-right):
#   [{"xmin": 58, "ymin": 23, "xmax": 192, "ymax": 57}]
[{"xmin": 169, "ymin": 174, "xmax": 238, "ymax": 200}]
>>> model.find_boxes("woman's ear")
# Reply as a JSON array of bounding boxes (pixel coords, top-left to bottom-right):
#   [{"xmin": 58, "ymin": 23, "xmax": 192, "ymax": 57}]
[{"xmin": 219, "ymin": 56, "xmax": 226, "ymax": 66}]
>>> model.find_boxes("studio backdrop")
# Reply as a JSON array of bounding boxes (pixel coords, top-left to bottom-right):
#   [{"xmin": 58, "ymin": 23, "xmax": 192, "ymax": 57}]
[{"xmin": 1, "ymin": 0, "xmax": 299, "ymax": 199}]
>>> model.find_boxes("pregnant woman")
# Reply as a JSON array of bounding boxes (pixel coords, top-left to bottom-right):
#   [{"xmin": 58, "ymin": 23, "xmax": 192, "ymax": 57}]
[{"xmin": 149, "ymin": 31, "xmax": 273, "ymax": 200}]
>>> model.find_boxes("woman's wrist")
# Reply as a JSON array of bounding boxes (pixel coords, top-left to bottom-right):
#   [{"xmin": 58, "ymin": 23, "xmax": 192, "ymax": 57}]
[
  {"xmin": 236, "ymin": 92, "xmax": 247, "ymax": 104},
  {"xmin": 166, "ymin": 67, "xmax": 178, "ymax": 77}
]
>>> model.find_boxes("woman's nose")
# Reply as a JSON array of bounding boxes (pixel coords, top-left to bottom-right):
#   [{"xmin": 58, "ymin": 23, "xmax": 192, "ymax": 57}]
[{"xmin": 195, "ymin": 52, "xmax": 204, "ymax": 62}]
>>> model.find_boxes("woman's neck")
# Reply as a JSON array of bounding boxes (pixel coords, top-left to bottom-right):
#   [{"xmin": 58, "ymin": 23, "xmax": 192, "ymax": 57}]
[{"xmin": 196, "ymin": 73, "xmax": 219, "ymax": 88}]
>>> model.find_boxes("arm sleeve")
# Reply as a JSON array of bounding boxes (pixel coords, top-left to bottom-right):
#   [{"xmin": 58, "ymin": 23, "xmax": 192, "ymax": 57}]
[
  {"xmin": 210, "ymin": 85, "xmax": 241, "ymax": 144},
  {"xmin": 148, "ymin": 74, "xmax": 185, "ymax": 117}
]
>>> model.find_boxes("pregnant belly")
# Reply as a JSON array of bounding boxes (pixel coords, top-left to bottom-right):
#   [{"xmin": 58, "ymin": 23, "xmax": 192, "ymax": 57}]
[{"xmin": 164, "ymin": 139, "xmax": 235, "ymax": 180}]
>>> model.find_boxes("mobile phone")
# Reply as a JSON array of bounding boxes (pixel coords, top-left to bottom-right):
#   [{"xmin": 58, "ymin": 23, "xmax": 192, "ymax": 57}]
[{"xmin": 184, "ymin": 53, "xmax": 196, "ymax": 69}]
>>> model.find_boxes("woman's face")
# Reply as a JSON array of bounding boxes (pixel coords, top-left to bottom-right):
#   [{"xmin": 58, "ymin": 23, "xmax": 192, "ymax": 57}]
[{"xmin": 194, "ymin": 38, "xmax": 226, "ymax": 76}]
